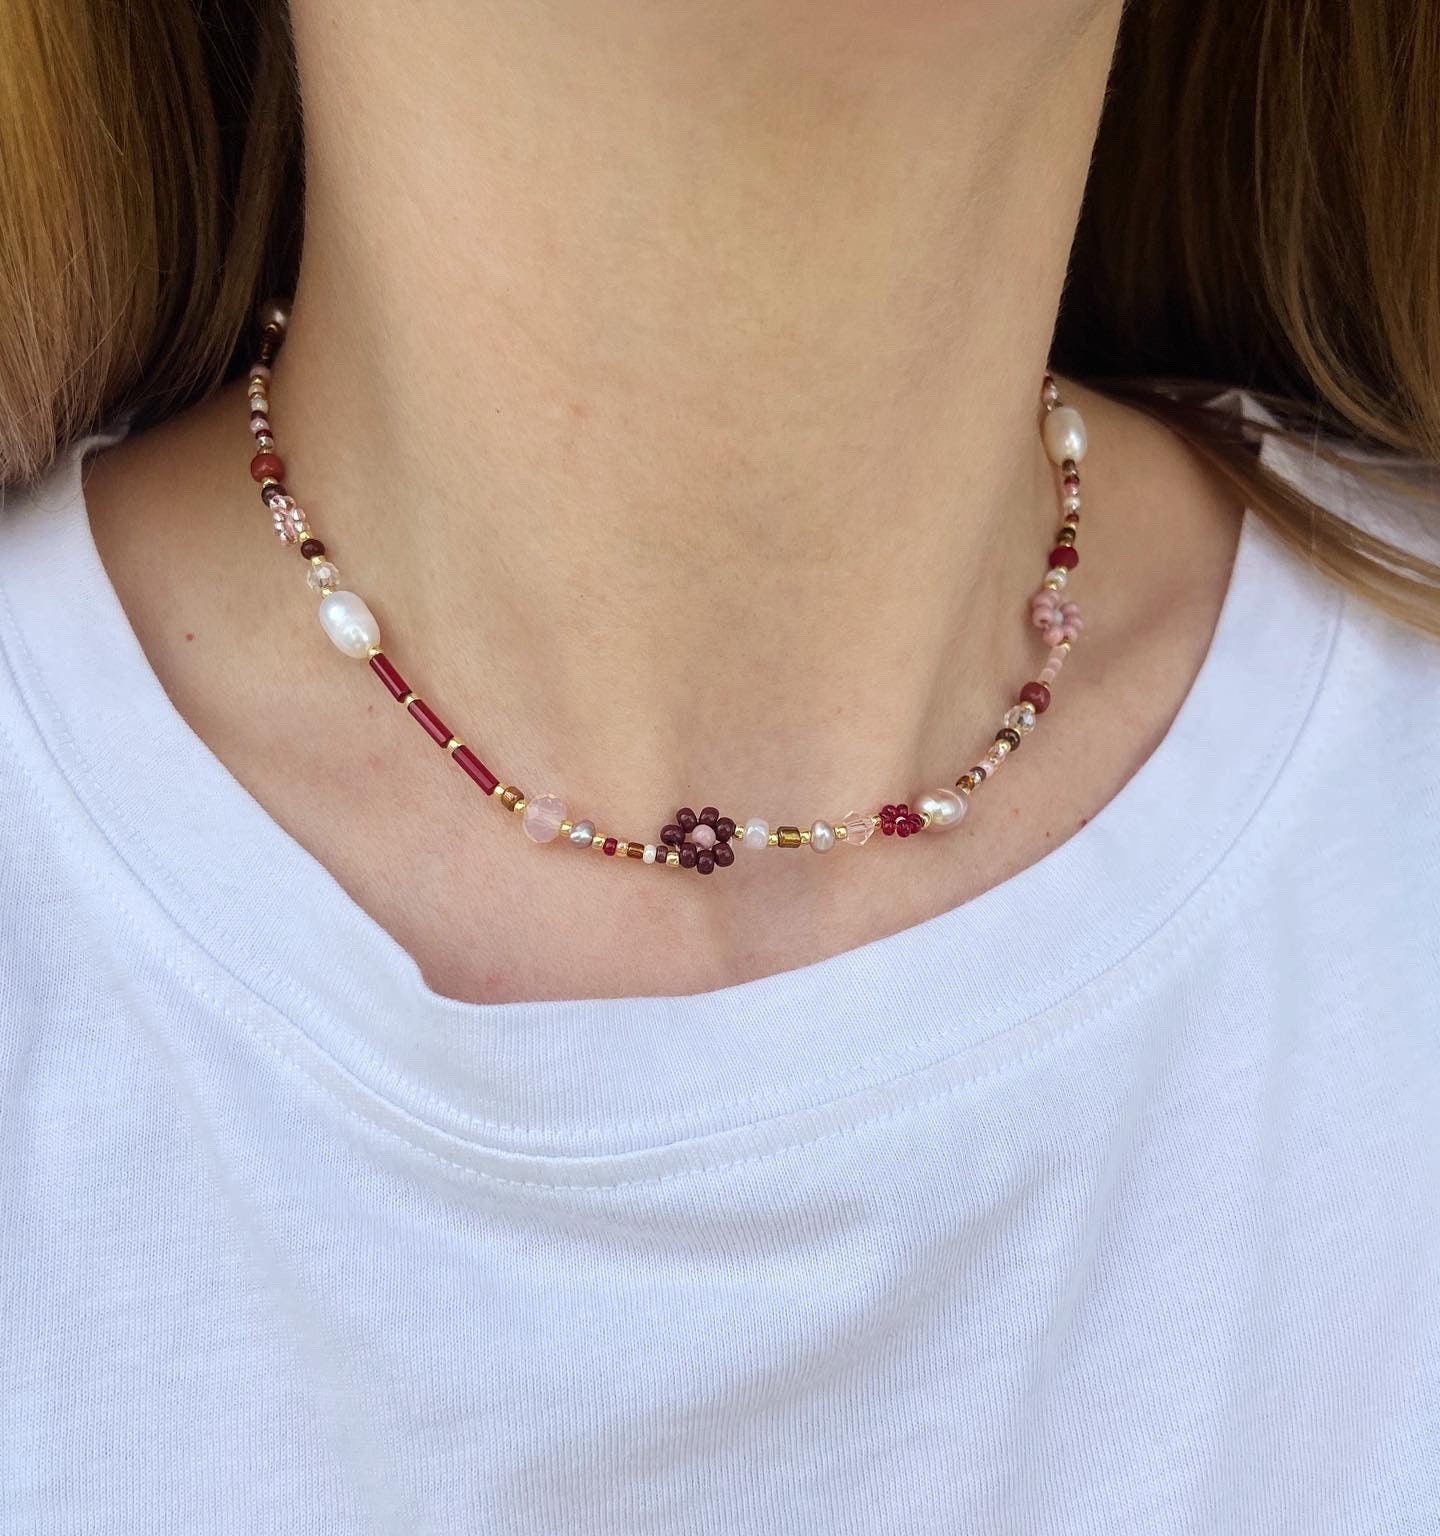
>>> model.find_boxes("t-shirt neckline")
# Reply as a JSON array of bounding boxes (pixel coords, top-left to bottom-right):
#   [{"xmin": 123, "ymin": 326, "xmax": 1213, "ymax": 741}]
[{"xmin": 0, "ymin": 397, "xmax": 1341, "ymax": 1160}]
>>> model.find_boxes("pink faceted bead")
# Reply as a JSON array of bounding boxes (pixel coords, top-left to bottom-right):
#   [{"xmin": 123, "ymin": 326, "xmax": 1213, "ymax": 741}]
[
  {"xmin": 840, "ymin": 811, "xmax": 875, "ymax": 847},
  {"xmin": 690, "ymin": 823, "xmax": 717, "ymax": 850},
  {"xmin": 522, "ymin": 793, "xmax": 567, "ymax": 843}
]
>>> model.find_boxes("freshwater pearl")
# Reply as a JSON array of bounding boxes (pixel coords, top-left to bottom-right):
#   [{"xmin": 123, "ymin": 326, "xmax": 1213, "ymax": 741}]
[
  {"xmin": 522, "ymin": 794, "xmax": 567, "ymax": 843},
  {"xmin": 642, "ymin": 843, "xmax": 657, "ymax": 864},
  {"xmin": 1042, "ymin": 405, "xmax": 1087, "ymax": 466},
  {"xmin": 569, "ymin": 819, "xmax": 596, "ymax": 847},
  {"xmin": 915, "ymin": 788, "xmax": 967, "ymax": 831},
  {"xmin": 690, "ymin": 823, "xmax": 717, "ymax": 850},
  {"xmin": 742, "ymin": 817, "xmax": 769, "ymax": 851},
  {"xmin": 809, "ymin": 819, "xmax": 836, "ymax": 853},
  {"xmin": 318, "ymin": 591, "xmax": 380, "ymax": 658}
]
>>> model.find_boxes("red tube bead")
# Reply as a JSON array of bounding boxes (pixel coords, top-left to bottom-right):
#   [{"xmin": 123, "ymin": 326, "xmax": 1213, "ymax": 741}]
[
  {"xmin": 249, "ymin": 452, "xmax": 286, "ymax": 482},
  {"xmin": 368, "ymin": 652, "xmax": 409, "ymax": 701},
  {"xmin": 452, "ymin": 745, "xmax": 499, "ymax": 795},
  {"xmin": 407, "ymin": 698, "xmax": 452, "ymax": 746}
]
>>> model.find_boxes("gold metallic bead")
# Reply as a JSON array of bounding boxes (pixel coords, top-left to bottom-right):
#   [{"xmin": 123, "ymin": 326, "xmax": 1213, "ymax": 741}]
[
  {"xmin": 445, "ymin": 737, "xmax": 463, "ymax": 752},
  {"xmin": 616, "ymin": 841, "xmax": 630, "ymax": 858},
  {"xmin": 511, "ymin": 798, "xmax": 527, "ymax": 816},
  {"xmin": 835, "ymin": 824, "xmax": 848, "ymax": 841},
  {"xmin": 366, "ymin": 645, "xmax": 383, "ymax": 659},
  {"xmin": 559, "ymin": 819, "xmax": 574, "ymax": 837},
  {"xmin": 956, "ymin": 772, "xmax": 978, "ymax": 793},
  {"xmin": 401, "ymin": 692, "xmax": 418, "ymax": 707},
  {"xmin": 776, "ymin": 826, "xmax": 803, "ymax": 849}
]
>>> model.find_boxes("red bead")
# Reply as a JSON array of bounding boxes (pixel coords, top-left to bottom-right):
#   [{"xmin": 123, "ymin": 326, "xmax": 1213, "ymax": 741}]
[
  {"xmin": 249, "ymin": 452, "xmax": 285, "ymax": 482},
  {"xmin": 453, "ymin": 745, "xmax": 499, "ymax": 796},
  {"xmin": 696, "ymin": 849, "xmax": 715, "ymax": 874},
  {"xmin": 714, "ymin": 842, "xmax": 734, "ymax": 867},
  {"xmin": 407, "ymin": 698, "xmax": 452, "ymax": 746},
  {"xmin": 1048, "ymin": 545, "xmax": 1079, "ymax": 569},
  {"xmin": 603, "ymin": 837, "xmax": 618, "ymax": 856},
  {"xmin": 1020, "ymin": 681, "xmax": 1052, "ymax": 713},
  {"xmin": 368, "ymin": 652, "xmax": 409, "ymax": 701}
]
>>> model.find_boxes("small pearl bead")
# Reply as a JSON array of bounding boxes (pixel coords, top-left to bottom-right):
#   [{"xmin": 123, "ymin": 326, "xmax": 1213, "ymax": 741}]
[
  {"xmin": 742, "ymin": 818, "xmax": 769, "ymax": 851},
  {"xmin": 1063, "ymin": 494, "xmax": 1082, "ymax": 515},
  {"xmin": 642, "ymin": 843, "xmax": 657, "ymax": 864},
  {"xmin": 1045, "ymin": 566, "xmax": 1069, "ymax": 590},
  {"xmin": 318, "ymin": 591, "xmax": 380, "ymax": 658},
  {"xmin": 809, "ymin": 819, "xmax": 836, "ymax": 853},
  {"xmin": 915, "ymin": 788, "xmax": 967, "ymax": 830},
  {"xmin": 1042, "ymin": 405, "xmax": 1087, "ymax": 466},
  {"xmin": 569, "ymin": 819, "xmax": 595, "ymax": 847}
]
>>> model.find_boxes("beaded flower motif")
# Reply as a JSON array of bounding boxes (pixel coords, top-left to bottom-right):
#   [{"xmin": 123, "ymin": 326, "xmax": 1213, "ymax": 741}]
[
  {"xmin": 878, "ymin": 803, "xmax": 925, "ymax": 838},
  {"xmin": 1030, "ymin": 589, "xmax": 1084, "ymax": 646},
  {"xmin": 658, "ymin": 805, "xmax": 737, "ymax": 874}
]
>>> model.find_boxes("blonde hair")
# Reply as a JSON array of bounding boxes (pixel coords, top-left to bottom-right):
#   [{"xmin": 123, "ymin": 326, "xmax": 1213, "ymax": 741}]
[{"xmin": 2, "ymin": 1, "xmax": 1438, "ymax": 633}]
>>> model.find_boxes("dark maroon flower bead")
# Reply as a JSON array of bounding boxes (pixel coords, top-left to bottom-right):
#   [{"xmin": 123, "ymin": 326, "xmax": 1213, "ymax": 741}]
[
  {"xmin": 661, "ymin": 823, "xmax": 685, "ymax": 848},
  {"xmin": 695, "ymin": 849, "xmax": 715, "ymax": 874},
  {"xmin": 677, "ymin": 806, "xmax": 698, "ymax": 832},
  {"xmin": 715, "ymin": 816, "xmax": 735, "ymax": 842},
  {"xmin": 713, "ymin": 842, "xmax": 734, "ymax": 868},
  {"xmin": 678, "ymin": 845, "xmax": 697, "ymax": 869},
  {"xmin": 699, "ymin": 806, "xmax": 719, "ymax": 827}
]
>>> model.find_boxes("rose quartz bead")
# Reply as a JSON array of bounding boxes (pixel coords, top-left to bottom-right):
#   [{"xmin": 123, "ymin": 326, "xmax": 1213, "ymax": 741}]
[
  {"xmin": 840, "ymin": 812, "xmax": 875, "ymax": 847},
  {"xmin": 522, "ymin": 793, "xmax": 567, "ymax": 843},
  {"xmin": 690, "ymin": 823, "xmax": 717, "ymax": 850}
]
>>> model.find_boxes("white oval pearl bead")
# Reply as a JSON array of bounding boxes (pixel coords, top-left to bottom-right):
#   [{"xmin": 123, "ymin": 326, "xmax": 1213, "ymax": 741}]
[
  {"xmin": 915, "ymin": 788, "xmax": 967, "ymax": 831},
  {"xmin": 742, "ymin": 817, "xmax": 769, "ymax": 851},
  {"xmin": 1042, "ymin": 405, "xmax": 1087, "ymax": 466},
  {"xmin": 809, "ymin": 819, "xmax": 836, "ymax": 853},
  {"xmin": 318, "ymin": 591, "xmax": 380, "ymax": 658}
]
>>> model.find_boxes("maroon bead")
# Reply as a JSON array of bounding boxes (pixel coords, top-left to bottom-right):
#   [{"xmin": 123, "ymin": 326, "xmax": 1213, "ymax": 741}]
[
  {"xmin": 299, "ymin": 538, "xmax": 325, "ymax": 559},
  {"xmin": 713, "ymin": 842, "xmax": 734, "ymax": 868},
  {"xmin": 249, "ymin": 451, "xmax": 285, "ymax": 483},
  {"xmin": 603, "ymin": 837, "xmax": 618, "ymax": 857},
  {"xmin": 677, "ymin": 806, "xmax": 698, "ymax": 832},
  {"xmin": 408, "ymin": 698, "xmax": 452, "ymax": 746},
  {"xmin": 368, "ymin": 652, "xmax": 409, "ymax": 701},
  {"xmin": 715, "ymin": 816, "xmax": 735, "ymax": 842},
  {"xmin": 1048, "ymin": 545, "xmax": 1079, "ymax": 570},
  {"xmin": 1020, "ymin": 681, "xmax": 1052, "ymax": 714},
  {"xmin": 452, "ymin": 745, "xmax": 499, "ymax": 796},
  {"xmin": 260, "ymin": 482, "xmax": 290, "ymax": 506},
  {"xmin": 661, "ymin": 823, "xmax": 685, "ymax": 848},
  {"xmin": 698, "ymin": 806, "xmax": 719, "ymax": 827},
  {"xmin": 696, "ymin": 849, "xmax": 716, "ymax": 874},
  {"xmin": 1063, "ymin": 473, "xmax": 1081, "ymax": 493},
  {"xmin": 678, "ymin": 845, "xmax": 698, "ymax": 869},
  {"xmin": 1062, "ymin": 458, "xmax": 1077, "ymax": 475}
]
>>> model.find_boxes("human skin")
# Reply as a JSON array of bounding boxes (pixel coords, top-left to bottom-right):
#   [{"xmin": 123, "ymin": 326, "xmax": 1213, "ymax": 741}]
[{"xmin": 84, "ymin": 0, "xmax": 1242, "ymax": 1002}]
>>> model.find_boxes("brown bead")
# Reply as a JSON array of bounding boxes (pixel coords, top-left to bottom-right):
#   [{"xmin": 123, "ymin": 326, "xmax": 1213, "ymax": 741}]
[
  {"xmin": 695, "ymin": 849, "xmax": 716, "ymax": 874},
  {"xmin": 660, "ymin": 824, "xmax": 684, "ymax": 848},
  {"xmin": 956, "ymin": 772, "xmax": 978, "ymax": 793},
  {"xmin": 299, "ymin": 538, "xmax": 326, "ymax": 560},
  {"xmin": 776, "ymin": 826, "xmax": 802, "ymax": 848},
  {"xmin": 698, "ymin": 806, "xmax": 719, "ymax": 827},
  {"xmin": 626, "ymin": 842, "xmax": 645, "ymax": 860},
  {"xmin": 677, "ymin": 806, "xmax": 698, "ymax": 832},
  {"xmin": 715, "ymin": 816, "xmax": 735, "ymax": 842},
  {"xmin": 500, "ymin": 785, "xmax": 525, "ymax": 811},
  {"xmin": 713, "ymin": 842, "xmax": 735, "ymax": 868},
  {"xmin": 678, "ymin": 845, "xmax": 698, "ymax": 869},
  {"xmin": 997, "ymin": 727, "xmax": 1021, "ymax": 750},
  {"xmin": 1055, "ymin": 527, "xmax": 1076, "ymax": 546},
  {"xmin": 1020, "ymin": 681, "xmax": 1052, "ymax": 714}
]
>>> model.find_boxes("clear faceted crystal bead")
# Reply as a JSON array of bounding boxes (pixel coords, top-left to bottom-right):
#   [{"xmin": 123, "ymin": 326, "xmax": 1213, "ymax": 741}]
[
  {"xmin": 840, "ymin": 811, "xmax": 875, "ymax": 847},
  {"xmin": 306, "ymin": 561, "xmax": 341, "ymax": 593},
  {"xmin": 1004, "ymin": 703, "xmax": 1038, "ymax": 735}
]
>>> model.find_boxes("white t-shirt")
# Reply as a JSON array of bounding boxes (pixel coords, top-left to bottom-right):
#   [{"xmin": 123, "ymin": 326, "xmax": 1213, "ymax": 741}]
[{"xmin": 1, "ymin": 402, "xmax": 1437, "ymax": 1535}]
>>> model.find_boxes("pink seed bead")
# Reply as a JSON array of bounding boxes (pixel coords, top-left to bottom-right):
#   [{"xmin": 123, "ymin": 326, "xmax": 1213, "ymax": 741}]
[{"xmin": 690, "ymin": 823, "xmax": 717, "ymax": 850}]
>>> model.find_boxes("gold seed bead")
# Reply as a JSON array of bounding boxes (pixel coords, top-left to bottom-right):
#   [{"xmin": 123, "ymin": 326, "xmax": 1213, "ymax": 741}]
[
  {"xmin": 366, "ymin": 645, "xmax": 383, "ymax": 659},
  {"xmin": 511, "ymin": 798, "xmax": 527, "ymax": 816},
  {"xmin": 666, "ymin": 850, "xmax": 680, "ymax": 867},
  {"xmin": 616, "ymin": 841, "xmax": 630, "ymax": 858},
  {"xmin": 559, "ymin": 819, "xmax": 574, "ymax": 837},
  {"xmin": 401, "ymin": 692, "xmax": 418, "ymax": 707},
  {"xmin": 445, "ymin": 737, "xmax": 462, "ymax": 752},
  {"xmin": 799, "ymin": 828, "xmax": 812, "ymax": 844},
  {"xmin": 835, "ymin": 824, "xmax": 848, "ymax": 841},
  {"xmin": 776, "ymin": 826, "xmax": 803, "ymax": 849},
  {"xmin": 592, "ymin": 832, "xmax": 606, "ymax": 849},
  {"xmin": 767, "ymin": 832, "xmax": 779, "ymax": 846}
]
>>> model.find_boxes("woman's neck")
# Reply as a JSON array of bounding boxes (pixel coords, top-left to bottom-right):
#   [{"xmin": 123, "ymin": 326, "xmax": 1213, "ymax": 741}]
[{"xmin": 274, "ymin": 0, "xmax": 1123, "ymax": 809}]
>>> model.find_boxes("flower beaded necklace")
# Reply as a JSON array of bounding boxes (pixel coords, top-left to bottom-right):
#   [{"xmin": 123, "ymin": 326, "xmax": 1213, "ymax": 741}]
[{"xmin": 243, "ymin": 298, "xmax": 1089, "ymax": 878}]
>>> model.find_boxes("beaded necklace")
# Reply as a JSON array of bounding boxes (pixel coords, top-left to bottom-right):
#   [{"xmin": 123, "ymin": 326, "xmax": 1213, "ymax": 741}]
[{"xmin": 243, "ymin": 298, "xmax": 1088, "ymax": 877}]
